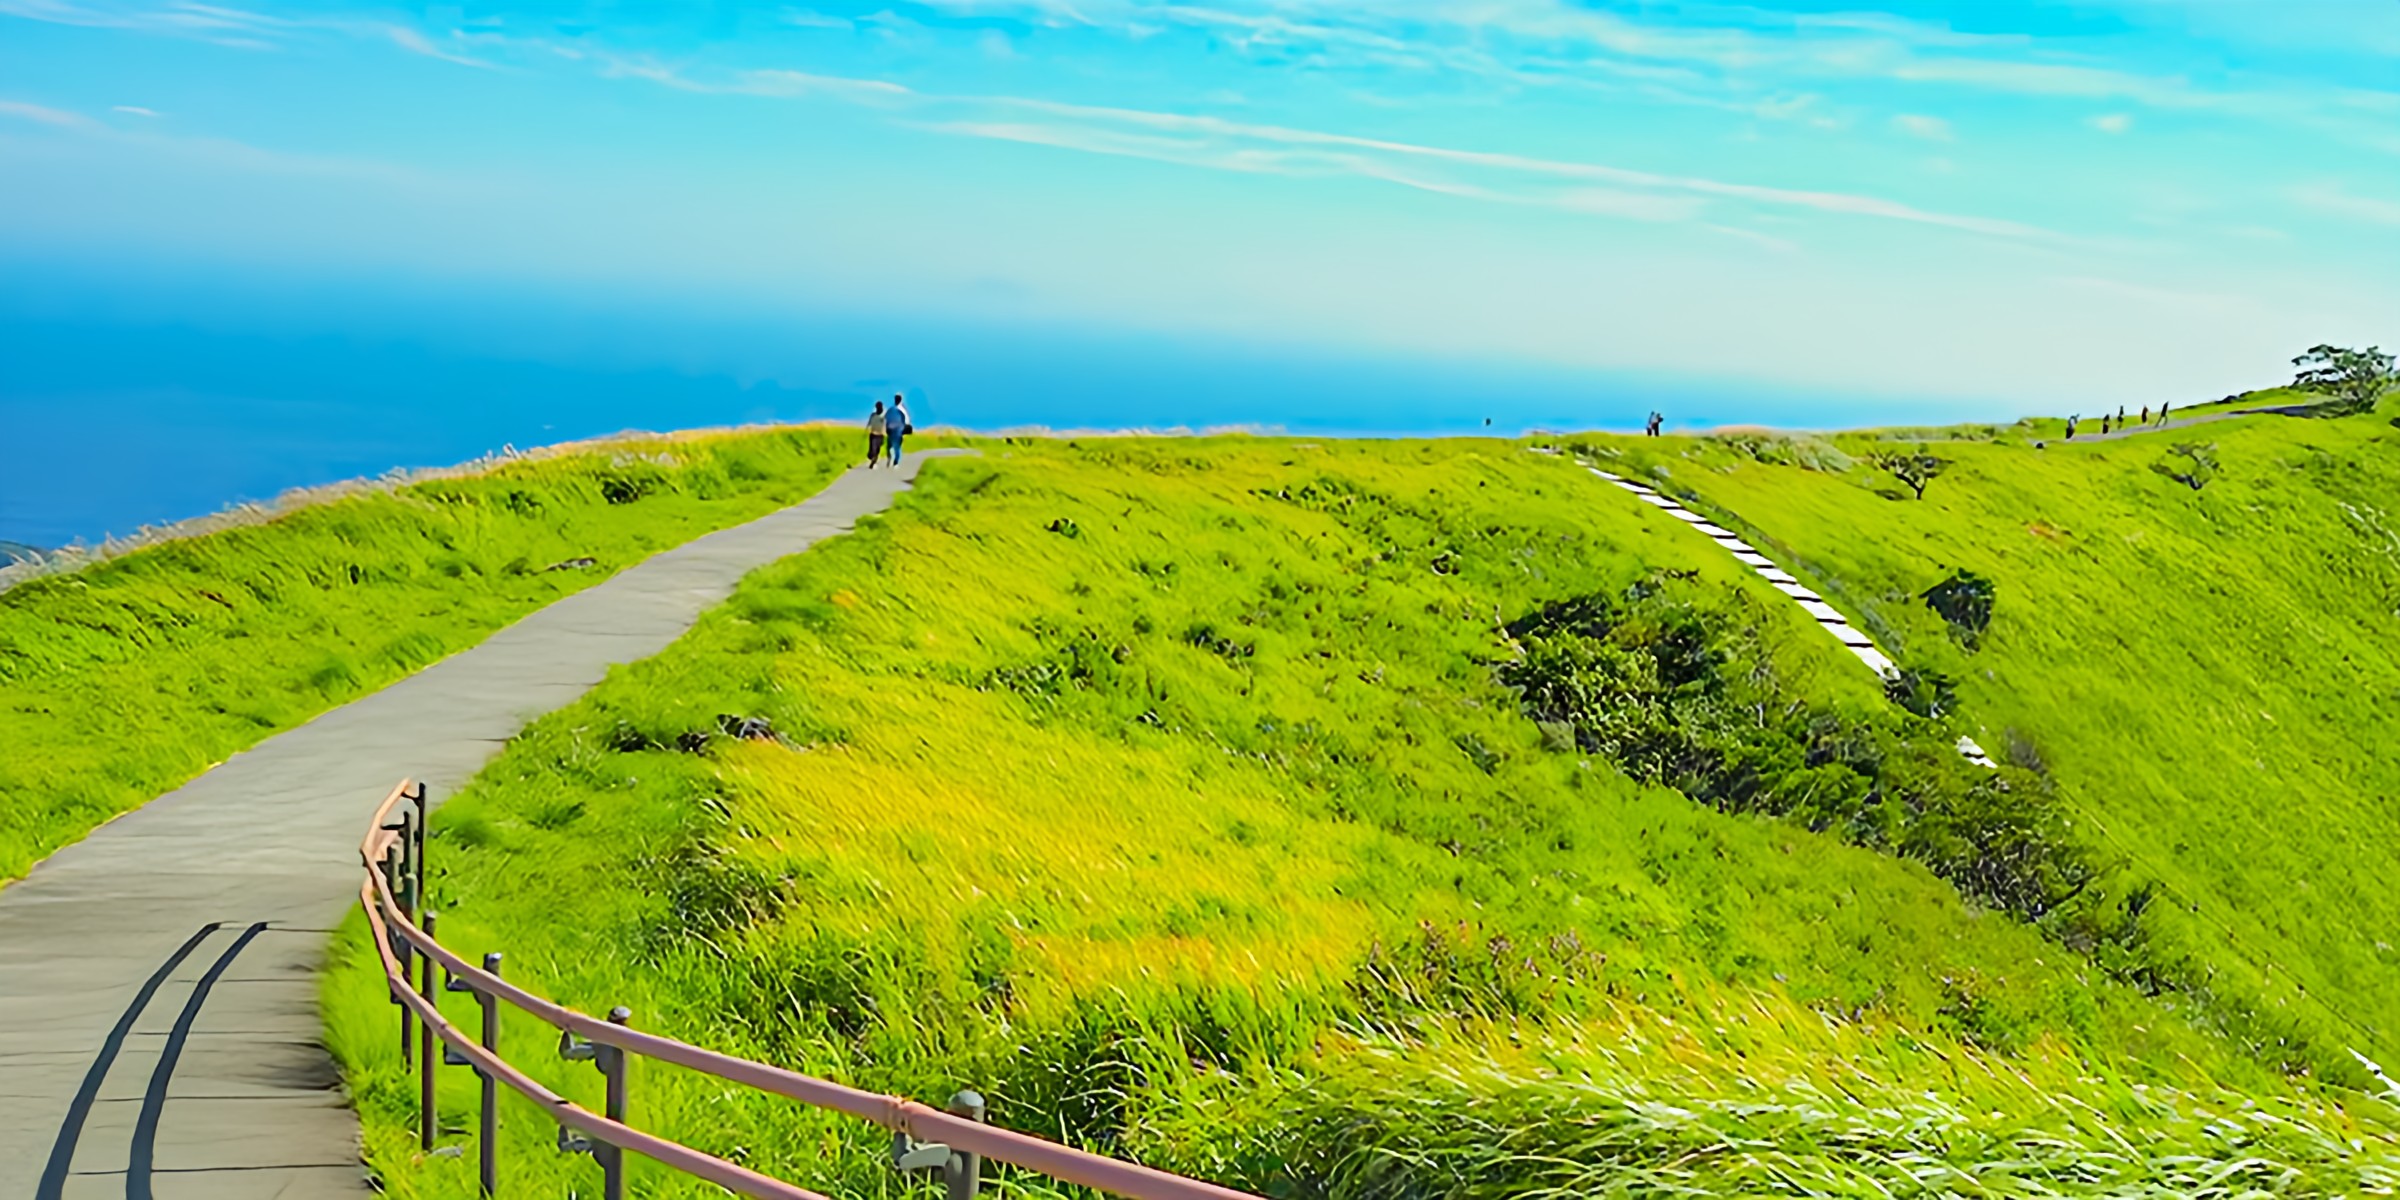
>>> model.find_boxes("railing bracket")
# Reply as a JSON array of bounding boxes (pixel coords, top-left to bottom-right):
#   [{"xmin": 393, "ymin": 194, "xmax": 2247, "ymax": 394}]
[{"xmin": 894, "ymin": 1134, "xmax": 955, "ymax": 1172}]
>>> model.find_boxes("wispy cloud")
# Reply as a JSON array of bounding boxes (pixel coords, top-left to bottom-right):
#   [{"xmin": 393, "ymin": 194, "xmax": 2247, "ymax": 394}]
[
  {"xmin": 2091, "ymin": 113, "xmax": 2134, "ymax": 134},
  {"xmin": 782, "ymin": 9, "xmax": 854, "ymax": 31},
  {"xmin": 554, "ymin": 43, "xmax": 2067, "ymax": 246},
  {"xmin": 379, "ymin": 23, "xmax": 493, "ymax": 69},
  {"xmin": 0, "ymin": 93, "xmax": 469, "ymax": 190},
  {"xmin": 2291, "ymin": 182, "xmax": 2400, "ymax": 227},
  {"xmin": 898, "ymin": 0, "xmax": 2400, "ymax": 150},
  {"xmin": 111, "ymin": 104, "xmax": 161, "ymax": 116},
  {"xmin": 861, "ymin": 85, "xmax": 2050, "ymax": 242},
  {"xmin": 1892, "ymin": 113, "xmax": 1953, "ymax": 141},
  {"xmin": 1, "ymin": 0, "xmax": 497, "ymax": 65},
  {"xmin": 0, "ymin": 99, "xmax": 105, "ymax": 130}
]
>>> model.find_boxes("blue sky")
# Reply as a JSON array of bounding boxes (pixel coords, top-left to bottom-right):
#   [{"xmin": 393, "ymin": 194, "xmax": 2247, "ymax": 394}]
[{"xmin": 3, "ymin": 0, "xmax": 2399, "ymax": 416}]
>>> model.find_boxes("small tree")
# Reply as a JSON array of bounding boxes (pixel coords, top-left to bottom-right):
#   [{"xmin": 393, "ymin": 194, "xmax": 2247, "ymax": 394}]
[
  {"xmin": 2292, "ymin": 344, "xmax": 2397, "ymax": 415},
  {"xmin": 1921, "ymin": 569, "xmax": 1996, "ymax": 649},
  {"xmin": 1884, "ymin": 666, "xmax": 1958, "ymax": 719},
  {"xmin": 1877, "ymin": 450, "xmax": 1949, "ymax": 500},
  {"xmin": 2154, "ymin": 441, "xmax": 2218, "ymax": 491}
]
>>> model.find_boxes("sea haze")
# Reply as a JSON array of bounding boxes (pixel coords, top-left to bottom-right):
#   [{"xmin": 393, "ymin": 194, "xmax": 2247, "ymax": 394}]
[{"xmin": 0, "ymin": 263, "xmax": 1970, "ymax": 548}]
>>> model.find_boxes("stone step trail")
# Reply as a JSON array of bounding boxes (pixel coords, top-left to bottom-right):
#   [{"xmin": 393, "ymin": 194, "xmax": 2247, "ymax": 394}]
[{"xmin": 1583, "ymin": 464, "xmax": 1999, "ymax": 771}]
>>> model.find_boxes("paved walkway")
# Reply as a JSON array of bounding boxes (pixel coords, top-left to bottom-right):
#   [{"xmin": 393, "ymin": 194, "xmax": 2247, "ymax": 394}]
[
  {"xmin": 2054, "ymin": 403, "xmax": 2309, "ymax": 444},
  {"xmin": 0, "ymin": 453, "xmax": 963, "ymax": 1200},
  {"xmin": 1581, "ymin": 463, "xmax": 1999, "ymax": 769}
]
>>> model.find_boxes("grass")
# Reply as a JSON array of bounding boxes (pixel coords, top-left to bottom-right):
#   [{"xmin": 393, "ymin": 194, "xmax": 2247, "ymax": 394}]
[
  {"xmin": 321, "ymin": 435, "xmax": 2400, "ymax": 1198},
  {"xmin": 1581, "ymin": 394, "xmax": 2400, "ymax": 1072},
  {"xmin": 0, "ymin": 427, "xmax": 853, "ymax": 884}
]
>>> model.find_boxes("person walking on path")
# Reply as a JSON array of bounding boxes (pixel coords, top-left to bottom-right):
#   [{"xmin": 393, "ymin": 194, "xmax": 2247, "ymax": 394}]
[
  {"xmin": 885, "ymin": 394, "xmax": 911, "ymax": 466},
  {"xmin": 865, "ymin": 400, "xmax": 887, "ymax": 468},
  {"xmin": 2159, "ymin": 400, "xmax": 2171, "ymax": 426}
]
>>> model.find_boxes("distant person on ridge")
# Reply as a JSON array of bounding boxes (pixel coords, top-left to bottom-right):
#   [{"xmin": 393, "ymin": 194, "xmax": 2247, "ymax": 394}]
[
  {"xmin": 865, "ymin": 400, "xmax": 886, "ymax": 469},
  {"xmin": 2141, "ymin": 405, "xmax": 2150, "ymax": 425},
  {"xmin": 2066, "ymin": 414, "xmax": 2078, "ymax": 439},
  {"xmin": 886, "ymin": 394, "xmax": 910, "ymax": 466}
]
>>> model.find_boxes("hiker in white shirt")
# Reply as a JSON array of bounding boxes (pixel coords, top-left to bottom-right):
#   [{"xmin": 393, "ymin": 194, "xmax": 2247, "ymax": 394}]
[{"xmin": 885, "ymin": 395, "xmax": 910, "ymax": 466}]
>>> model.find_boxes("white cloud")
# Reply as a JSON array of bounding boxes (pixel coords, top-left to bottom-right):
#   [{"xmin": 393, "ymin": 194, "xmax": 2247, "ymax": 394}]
[
  {"xmin": 781, "ymin": 9, "xmax": 854, "ymax": 30},
  {"xmin": 379, "ymin": 24, "xmax": 493, "ymax": 69},
  {"xmin": 0, "ymin": 99, "xmax": 103, "ymax": 130},
  {"xmin": 2291, "ymin": 182, "xmax": 2400, "ymax": 227},
  {"xmin": 735, "ymin": 69, "xmax": 916, "ymax": 103},
  {"xmin": 964, "ymin": 94, "xmax": 2064, "ymax": 241},
  {"xmin": 1, "ymin": 92, "xmax": 465, "ymax": 191},
  {"xmin": 1893, "ymin": 113, "xmax": 1953, "ymax": 140},
  {"xmin": 562, "ymin": 46, "xmax": 2068, "ymax": 245},
  {"xmin": 111, "ymin": 104, "xmax": 161, "ymax": 116},
  {"xmin": 1706, "ymin": 223, "xmax": 1803, "ymax": 254},
  {"xmin": 2091, "ymin": 112, "xmax": 2134, "ymax": 134}
]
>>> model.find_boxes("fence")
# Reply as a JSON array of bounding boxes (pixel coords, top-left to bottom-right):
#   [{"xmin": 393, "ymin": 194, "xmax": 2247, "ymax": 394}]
[{"xmin": 361, "ymin": 779, "xmax": 1263, "ymax": 1200}]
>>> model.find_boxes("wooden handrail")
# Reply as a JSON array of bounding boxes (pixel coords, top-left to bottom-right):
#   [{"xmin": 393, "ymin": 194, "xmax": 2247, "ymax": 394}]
[{"xmin": 360, "ymin": 778, "xmax": 1261, "ymax": 1200}]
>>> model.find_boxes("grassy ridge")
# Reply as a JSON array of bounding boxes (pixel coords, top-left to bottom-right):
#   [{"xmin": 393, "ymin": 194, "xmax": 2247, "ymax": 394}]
[
  {"xmin": 0, "ymin": 428, "xmax": 851, "ymax": 883},
  {"xmin": 1590, "ymin": 400, "xmax": 2400, "ymax": 1067},
  {"xmin": 324, "ymin": 438, "xmax": 2389, "ymax": 1199}
]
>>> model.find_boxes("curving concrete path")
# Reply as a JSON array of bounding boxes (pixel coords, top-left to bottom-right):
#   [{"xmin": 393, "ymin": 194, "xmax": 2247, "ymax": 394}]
[
  {"xmin": 2054, "ymin": 403, "xmax": 2311, "ymax": 444},
  {"xmin": 0, "ymin": 452, "xmax": 963, "ymax": 1200},
  {"xmin": 1582, "ymin": 463, "xmax": 1999, "ymax": 769}
]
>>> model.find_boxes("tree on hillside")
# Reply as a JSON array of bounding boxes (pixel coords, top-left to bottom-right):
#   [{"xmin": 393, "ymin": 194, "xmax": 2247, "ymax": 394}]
[
  {"xmin": 1922, "ymin": 569, "xmax": 1996, "ymax": 649},
  {"xmin": 2154, "ymin": 442, "xmax": 2219, "ymax": 491},
  {"xmin": 1884, "ymin": 665, "xmax": 1958, "ymax": 719},
  {"xmin": 2292, "ymin": 344, "xmax": 2397, "ymax": 415},
  {"xmin": 1876, "ymin": 450, "xmax": 1949, "ymax": 500}
]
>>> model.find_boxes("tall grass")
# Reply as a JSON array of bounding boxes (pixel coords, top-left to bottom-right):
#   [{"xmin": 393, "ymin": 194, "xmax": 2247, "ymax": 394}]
[
  {"xmin": 325, "ymin": 437, "xmax": 2384, "ymax": 1199},
  {"xmin": 0, "ymin": 427, "xmax": 851, "ymax": 883},
  {"xmin": 1586, "ymin": 398, "xmax": 2400, "ymax": 1072}
]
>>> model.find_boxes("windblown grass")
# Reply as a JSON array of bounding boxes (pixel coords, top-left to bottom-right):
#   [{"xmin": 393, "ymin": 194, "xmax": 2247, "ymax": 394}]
[
  {"xmin": 1584, "ymin": 394, "xmax": 2400, "ymax": 1071},
  {"xmin": 0, "ymin": 427, "xmax": 850, "ymax": 882},
  {"xmin": 324, "ymin": 436, "xmax": 2389, "ymax": 1199}
]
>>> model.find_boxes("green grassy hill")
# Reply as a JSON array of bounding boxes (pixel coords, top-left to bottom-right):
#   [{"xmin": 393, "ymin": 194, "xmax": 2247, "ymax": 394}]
[
  {"xmin": 1586, "ymin": 398, "xmax": 2400, "ymax": 1078},
  {"xmin": 323, "ymin": 433, "xmax": 2400, "ymax": 1198},
  {"xmin": 0, "ymin": 429, "xmax": 850, "ymax": 883}
]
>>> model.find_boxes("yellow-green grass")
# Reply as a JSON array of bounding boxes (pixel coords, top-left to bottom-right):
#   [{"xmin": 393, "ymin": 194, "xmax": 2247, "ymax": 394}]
[
  {"xmin": 0, "ymin": 427, "xmax": 852, "ymax": 884},
  {"xmin": 1584, "ymin": 397, "xmax": 2400, "ymax": 1067},
  {"xmin": 324, "ymin": 438, "xmax": 2386, "ymax": 1199}
]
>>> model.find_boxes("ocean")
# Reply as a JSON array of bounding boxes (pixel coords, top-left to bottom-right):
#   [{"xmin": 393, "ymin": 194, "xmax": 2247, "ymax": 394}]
[{"xmin": 0, "ymin": 263, "xmax": 1989, "ymax": 548}]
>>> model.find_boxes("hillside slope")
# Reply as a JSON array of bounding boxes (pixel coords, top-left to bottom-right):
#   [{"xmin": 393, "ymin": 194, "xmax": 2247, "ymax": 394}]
[
  {"xmin": 1597, "ymin": 400, "xmax": 2400, "ymax": 1067},
  {"xmin": 0, "ymin": 429, "xmax": 849, "ymax": 883},
  {"xmin": 327, "ymin": 438, "xmax": 2399, "ymax": 1199}
]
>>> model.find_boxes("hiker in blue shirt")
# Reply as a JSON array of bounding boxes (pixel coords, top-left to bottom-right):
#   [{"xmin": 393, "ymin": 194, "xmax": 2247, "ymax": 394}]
[{"xmin": 885, "ymin": 395, "xmax": 910, "ymax": 465}]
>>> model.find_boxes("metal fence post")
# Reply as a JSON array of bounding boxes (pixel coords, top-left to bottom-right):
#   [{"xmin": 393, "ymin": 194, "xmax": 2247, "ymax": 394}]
[
  {"xmin": 419, "ymin": 910, "xmax": 439, "ymax": 1152},
  {"xmin": 384, "ymin": 841, "xmax": 410, "ymax": 1061},
  {"xmin": 945, "ymin": 1090, "xmax": 986, "ymax": 1200},
  {"xmin": 602, "ymin": 1006, "xmax": 632, "ymax": 1200},
  {"xmin": 479, "ymin": 953, "xmax": 501, "ymax": 1196},
  {"xmin": 445, "ymin": 950, "xmax": 502, "ymax": 1195}
]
